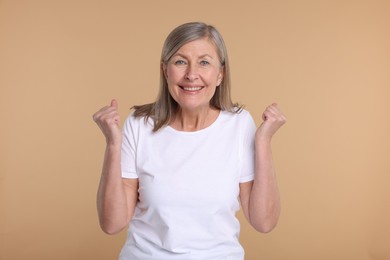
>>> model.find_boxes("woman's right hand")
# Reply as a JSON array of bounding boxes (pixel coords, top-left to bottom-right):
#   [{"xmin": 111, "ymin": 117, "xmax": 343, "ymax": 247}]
[{"xmin": 93, "ymin": 99, "xmax": 122, "ymax": 146}]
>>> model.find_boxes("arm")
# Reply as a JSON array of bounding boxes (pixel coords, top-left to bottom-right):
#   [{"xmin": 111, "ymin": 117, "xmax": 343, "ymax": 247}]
[
  {"xmin": 93, "ymin": 99, "xmax": 138, "ymax": 235},
  {"xmin": 240, "ymin": 103, "xmax": 286, "ymax": 233}
]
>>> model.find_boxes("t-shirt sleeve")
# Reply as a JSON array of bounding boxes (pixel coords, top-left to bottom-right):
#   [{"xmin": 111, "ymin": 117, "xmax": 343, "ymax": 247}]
[
  {"xmin": 239, "ymin": 112, "xmax": 256, "ymax": 183},
  {"xmin": 121, "ymin": 114, "xmax": 139, "ymax": 179}
]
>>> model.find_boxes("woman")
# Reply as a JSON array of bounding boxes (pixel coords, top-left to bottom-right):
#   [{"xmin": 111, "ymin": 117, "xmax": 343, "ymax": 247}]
[{"xmin": 93, "ymin": 22, "xmax": 286, "ymax": 260}]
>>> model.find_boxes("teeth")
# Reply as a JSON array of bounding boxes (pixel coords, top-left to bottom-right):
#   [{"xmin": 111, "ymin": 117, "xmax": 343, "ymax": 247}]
[{"xmin": 183, "ymin": 86, "xmax": 202, "ymax": 91}]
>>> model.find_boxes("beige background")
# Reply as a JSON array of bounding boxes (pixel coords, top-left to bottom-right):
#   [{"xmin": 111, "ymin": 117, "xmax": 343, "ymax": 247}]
[{"xmin": 1, "ymin": 1, "xmax": 389, "ymax": 259}]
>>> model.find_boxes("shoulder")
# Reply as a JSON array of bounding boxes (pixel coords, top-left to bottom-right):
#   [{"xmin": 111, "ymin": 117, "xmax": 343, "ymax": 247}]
[
  {"xmin": 220, "ymin": 108, "xmax": 254, "ymax": 124},
  {"xmin": 123, "ymin": 111, "xmax": 154, "ymax": 135},
  {"xmin": 214, "ymin": 109, "xmax": 256, "ymax": 134}
]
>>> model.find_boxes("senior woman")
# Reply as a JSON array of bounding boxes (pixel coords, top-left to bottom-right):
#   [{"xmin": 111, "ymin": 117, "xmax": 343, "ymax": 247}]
[{"xmin": 93, "ymin": 22, "xmax": 286, "ymax": 260}]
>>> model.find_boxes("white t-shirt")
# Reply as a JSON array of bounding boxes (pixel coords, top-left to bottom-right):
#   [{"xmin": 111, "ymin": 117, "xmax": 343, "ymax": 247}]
[{"xmin": 119, "ymin": 109, "xmax": 256, "ymax": 260}]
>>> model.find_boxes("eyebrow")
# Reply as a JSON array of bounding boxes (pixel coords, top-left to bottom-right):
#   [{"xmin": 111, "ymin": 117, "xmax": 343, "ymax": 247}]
[{"xmin": 172, "ymin": 53, "xmax": 215, "ymax": 60}]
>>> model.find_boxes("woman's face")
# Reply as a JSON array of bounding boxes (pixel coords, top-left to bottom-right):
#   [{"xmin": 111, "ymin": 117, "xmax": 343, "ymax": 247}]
[{"xmin": 163, "ymin": 38, "xmax": 223, "ymax": 112}]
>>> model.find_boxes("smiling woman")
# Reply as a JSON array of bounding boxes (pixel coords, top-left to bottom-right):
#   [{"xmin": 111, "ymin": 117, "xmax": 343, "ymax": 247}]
[
  {"xmin": 163, "ymin": 39, "xmax": 223, "ymax": 130},
  {"xmin": 92, "ymin": 22, "xmax": 287, "ymax": 260}
]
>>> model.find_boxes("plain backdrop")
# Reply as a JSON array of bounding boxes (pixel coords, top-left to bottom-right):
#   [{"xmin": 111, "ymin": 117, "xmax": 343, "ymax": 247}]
[{"xmin": 1, "ymin": 1, "xmax": 389, "ymax": 259}]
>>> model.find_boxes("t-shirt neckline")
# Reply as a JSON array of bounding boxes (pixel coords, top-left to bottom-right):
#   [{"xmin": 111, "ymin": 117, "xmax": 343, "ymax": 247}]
[{"xmin": 165, "ymin": 110, "xmax": 223, "ymax": 135}]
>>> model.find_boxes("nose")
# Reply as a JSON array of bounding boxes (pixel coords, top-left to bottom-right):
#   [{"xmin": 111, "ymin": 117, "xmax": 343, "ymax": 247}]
[{"xmin": 184, "ymin": 64, "xmax": 199, "ymax": 81}]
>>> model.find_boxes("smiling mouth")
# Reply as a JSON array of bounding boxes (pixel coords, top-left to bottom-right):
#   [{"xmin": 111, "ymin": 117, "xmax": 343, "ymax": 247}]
[{"xmin": 179, "ymin": 86, "xmax": 204, "ymax": 92}]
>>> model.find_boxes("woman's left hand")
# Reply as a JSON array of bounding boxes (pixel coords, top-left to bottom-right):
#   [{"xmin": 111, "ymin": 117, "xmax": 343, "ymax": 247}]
[{"xmin": 256, "ymin": 103, "xmax": 287, "ymax": 142}]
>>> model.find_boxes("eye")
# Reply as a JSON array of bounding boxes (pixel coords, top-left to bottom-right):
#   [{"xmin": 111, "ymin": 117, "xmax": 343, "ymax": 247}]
[
  {"xmin": 174, "ymin": 60, "xmax": 186, "ymax": 65},
  {"xmin": 200, "ymin": 60, "xmax": 210, "ymax": 66}
]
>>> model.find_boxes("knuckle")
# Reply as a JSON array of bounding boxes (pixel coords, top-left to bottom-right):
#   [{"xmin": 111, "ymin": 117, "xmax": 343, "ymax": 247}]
[{"xmin": 92, "ymin": 113, "xmax": 100, "ymax": 122}]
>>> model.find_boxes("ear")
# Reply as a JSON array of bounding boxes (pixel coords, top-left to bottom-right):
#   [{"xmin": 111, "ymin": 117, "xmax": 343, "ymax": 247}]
[
  {"xmin": 217, "ymin": 68, "xmax": 224, "ymax": 86},
  {"xmin": 161, "ymin": 62, "xmax": 168, "ymax": 79}
]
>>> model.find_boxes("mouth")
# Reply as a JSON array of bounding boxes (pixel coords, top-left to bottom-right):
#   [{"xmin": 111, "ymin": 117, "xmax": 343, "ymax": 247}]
[{"xmin": 179, "ymin": 85, "xmax": 204, "ymax": 92}]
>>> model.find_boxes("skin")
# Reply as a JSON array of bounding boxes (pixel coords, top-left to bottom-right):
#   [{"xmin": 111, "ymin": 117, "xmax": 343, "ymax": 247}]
[
  {"xmin": 92, "ymin": 38, "xmax": 287, "ymax": 235},
  {"xmin": 93, "ymin": 100, "xmax": 138, "ymax": 234},
  {"xmin": 240, "ymin": 103, "xmax": 286, "ymax": 232}
]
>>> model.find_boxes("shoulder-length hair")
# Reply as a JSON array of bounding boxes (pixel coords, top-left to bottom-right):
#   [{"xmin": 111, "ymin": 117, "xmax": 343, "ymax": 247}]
[{"xmin": 133, "ymin": 22, "xmax": 242, "ymax": 132}]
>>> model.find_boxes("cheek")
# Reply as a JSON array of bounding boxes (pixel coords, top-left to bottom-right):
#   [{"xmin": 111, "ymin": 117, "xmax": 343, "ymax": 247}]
[
  {"xmin": 211, "ymin": 72, "xmax": 223, "ymax": 85},
  {"xmin": 209, "ymin": 67, "xmax": 222, "ymax": 81},
  {"xmin": 167, "ymin": 81, "xmax": 176, "ymax": 96},
  {"xmin": 166, "ymin": 67, "xmax": 182, "ymax": 83}
]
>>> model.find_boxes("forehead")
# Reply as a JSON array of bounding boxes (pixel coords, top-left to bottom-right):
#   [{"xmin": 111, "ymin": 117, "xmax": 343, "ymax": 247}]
[{"xmin": 175, "ymin": 38, "xmax": 218, "ymax": 57}]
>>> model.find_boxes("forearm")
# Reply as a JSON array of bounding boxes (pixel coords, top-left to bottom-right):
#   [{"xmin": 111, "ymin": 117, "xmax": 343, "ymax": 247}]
[
  {"xmin": 249, "ymin": 137, "xmax": 281, "ymax": 233},
  {"xmin": 97, "ymin": 144, "xmax": 129, "ymax": 234}
]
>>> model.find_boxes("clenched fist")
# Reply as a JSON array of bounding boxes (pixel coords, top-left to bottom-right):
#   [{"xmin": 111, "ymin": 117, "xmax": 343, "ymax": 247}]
[
  {"xmin": 256, "ymin": 103, "xmax": 287, "ymax": 142},
  {"xmin": 93, "ymin": 99, "xmax": 122, "ymax": 146}
]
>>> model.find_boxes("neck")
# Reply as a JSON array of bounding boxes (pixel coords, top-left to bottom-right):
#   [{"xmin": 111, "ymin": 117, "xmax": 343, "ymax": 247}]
[{"xmin": 171, "ymin": 106, "xmax": 219, "ymax": 132}]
